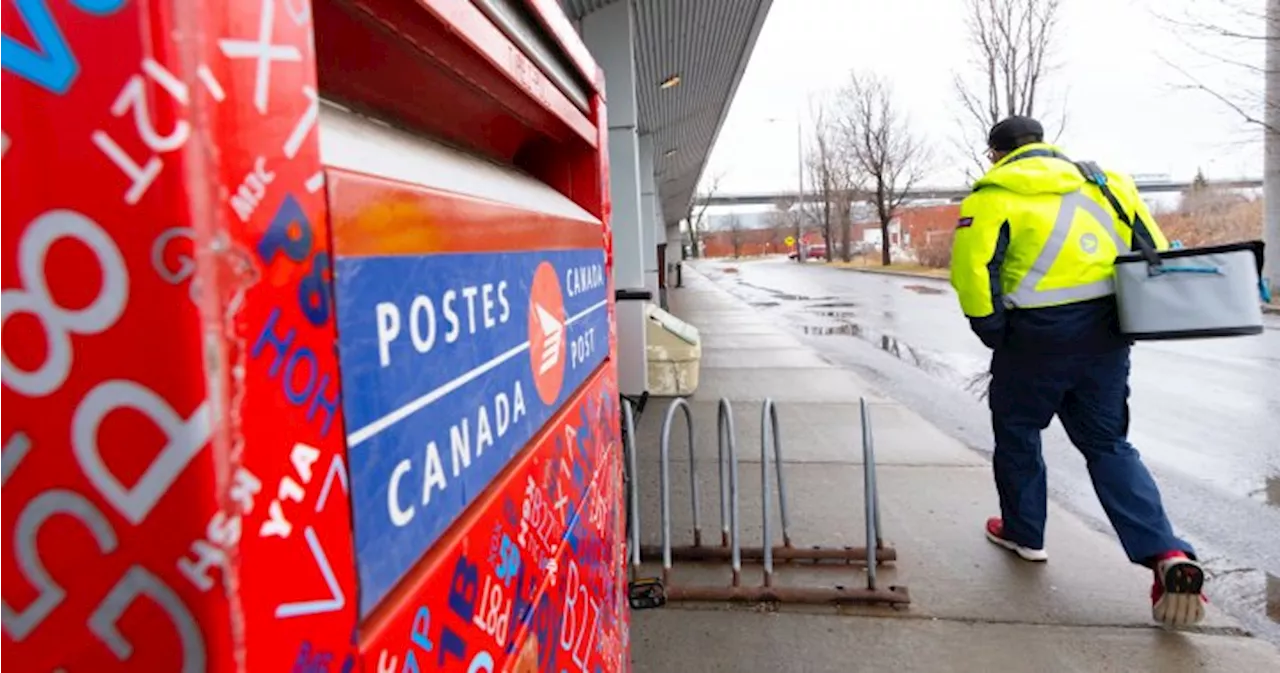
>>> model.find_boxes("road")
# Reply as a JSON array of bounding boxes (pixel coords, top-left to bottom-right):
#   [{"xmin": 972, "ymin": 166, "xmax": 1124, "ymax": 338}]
[{"xmin": 692, "ymin": 256, "xmax": 1280, "ymax": 645}]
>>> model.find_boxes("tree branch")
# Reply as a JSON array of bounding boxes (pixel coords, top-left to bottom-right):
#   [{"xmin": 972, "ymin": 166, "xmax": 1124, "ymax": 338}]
[
  {"xmin": 1159, "ymin": 54, "xmax": 1278, "ymax": 135},
  {"xmin": 952, "ymin": 0, "xmax": 1063, "ymax": 158}
]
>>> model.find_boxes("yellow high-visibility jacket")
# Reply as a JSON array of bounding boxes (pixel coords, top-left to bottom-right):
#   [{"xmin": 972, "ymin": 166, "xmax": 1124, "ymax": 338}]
[{"xmin": 949, "ymin": 143, "xmax": 1169, "ymax": 352}]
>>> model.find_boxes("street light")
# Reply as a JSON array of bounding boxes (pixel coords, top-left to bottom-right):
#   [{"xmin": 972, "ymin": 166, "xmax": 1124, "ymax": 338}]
[{"xmin": 766, "ymin": 116, "xmax": 805, "ymax": 262}]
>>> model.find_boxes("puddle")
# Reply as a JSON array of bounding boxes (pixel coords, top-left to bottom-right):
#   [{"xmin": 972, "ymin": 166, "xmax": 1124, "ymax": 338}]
[
  {"xmin": 725, "ymin": 277, "xmax": 984, "ymax": 396},
  {"xmin": 741, "ymin": 287, "xmax": 813, "ymax": 301},
  {"xmin": 815, "ymin": 310, "xmax": 857, "ymax": 321},
  {"xmin": 869, "ymin": 333, "xmax": 961, "ymax": 381},
  {"xmin": 877, "ymin": 334, "xmax": 929, "ymax": 367},
  {"xmin": 795, "ymin": 313, "xmax": 982, "ymax": 391},
  {"xmin": 1248, "ymin": 476, "xmax": 1280, "ymax": 509},
  {"xmin": 1271, "ymin": 573, "xmax": 1280, "ymax": 624},
  {"xmin": 1204, "ymin": 561, "xmax": 1280, "ymax": 635},
  {"xmin": 800, "ymin": 324, "xmax": 861, "ymax": 336},
  {"xmin": 734, "ymin": 280, "xmax": 835, "ymax": 303}
]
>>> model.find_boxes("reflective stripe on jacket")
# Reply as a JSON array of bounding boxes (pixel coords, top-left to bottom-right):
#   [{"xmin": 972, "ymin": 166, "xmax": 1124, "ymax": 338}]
[{"xmin": 949, "ymin": 143, "xmax": 1169, "ymax": 352}]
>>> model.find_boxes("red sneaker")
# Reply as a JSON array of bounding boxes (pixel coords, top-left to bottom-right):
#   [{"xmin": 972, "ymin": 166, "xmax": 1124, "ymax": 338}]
[
  {"xmin": 984, "ymin": 517, "xmax": 1048, "ymax": 562},
  {"xmin": 1151, "ymin": 551, "xmax": 1206, "ymax": 627}
]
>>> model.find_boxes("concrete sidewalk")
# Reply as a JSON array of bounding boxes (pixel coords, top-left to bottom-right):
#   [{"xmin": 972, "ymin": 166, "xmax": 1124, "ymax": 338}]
[{"xmin": 626, "ymin": 266, "xmax": 1280, "ymax": 672}]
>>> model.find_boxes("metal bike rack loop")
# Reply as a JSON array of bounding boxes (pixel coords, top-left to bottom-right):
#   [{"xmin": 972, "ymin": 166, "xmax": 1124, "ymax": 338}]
[
  {"xmin": 622, "ymin": 397, "xmax": 642, "ymax": 575},
  {"xmin": 659, "ymin": 397, "xmax": 701, "ymax": 583},
  {"xmin": 645, "ymin": 396, "xmax": 909, "ymax": 607},
  {"xmin": 861, "ymin": 396, "xmax": 882, "ymax": 590},
  {"xmin": 644, "ymin": 398, "xmax": 896, "ymax": 566},
  {"xmin": 761, "ymin": 398, "xmax": 780, "ymax": 586},
  {"xmin": 717, "ymin": 399, "xmax": 743, "ymax": 586},
  {"xmin": 623, "ymin": 397, "xmax": 668, "ymax": 610}
]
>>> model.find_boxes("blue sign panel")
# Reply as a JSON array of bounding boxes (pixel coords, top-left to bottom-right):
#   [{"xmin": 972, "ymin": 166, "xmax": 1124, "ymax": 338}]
[{"xmin": 334, "ymin": 248, "xmax": 610, "ymax": 615}]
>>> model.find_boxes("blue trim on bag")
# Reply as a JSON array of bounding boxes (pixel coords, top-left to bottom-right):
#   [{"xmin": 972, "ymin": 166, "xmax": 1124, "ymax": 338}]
[{"xmin": 1153, "ymin": 265, "xmax": 1220, "ymax": 276}]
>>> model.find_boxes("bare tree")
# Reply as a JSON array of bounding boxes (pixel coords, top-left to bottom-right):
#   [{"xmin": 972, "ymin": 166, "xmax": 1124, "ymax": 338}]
[
  {"xmin": 831, "ymin": 159, "xmax": 857, "ymax": 262},
  {"xmin": 770, "ymin": 197, "xmax": 796, "ymax": 255},
  {"xmin": 685, "ymin": 172, "xmax": 724, "ymax": 259},
  {"xmin": 725, "ymin": 214, "xmax": 746, "ymax": 259},
  {"xmin": 1155, "ymin": 0, "xmax": 1278, "ymax": 295},
  {"xmin": 837, "ymin": 71, "xmax": 931, "ymax": 266},
  {"xmin": 952, "ymin": 0, "xmax": 1064, "ymax": 175},
  {"xmin": 1156, "ymin": 0, "xmax": 1275, "ymax": 133},
  {"xmin": 806, "ymin": 104, "xmax": 839, "ymax": 262},
  {"xmin": 805, "ymin": 102, "xmax": 861, "ymax": 263}
]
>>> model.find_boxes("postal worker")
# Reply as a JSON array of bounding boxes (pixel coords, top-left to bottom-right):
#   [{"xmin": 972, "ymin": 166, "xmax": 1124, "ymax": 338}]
[{"xmin": 949, "ymin": 115, "xmax": 1206, "ymax": 627}]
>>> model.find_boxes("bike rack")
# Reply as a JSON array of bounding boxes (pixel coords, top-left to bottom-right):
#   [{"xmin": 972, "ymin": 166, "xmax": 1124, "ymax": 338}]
[
  {"xmin": 627, "ymin": 395, "xmax": 909, "ymax": 607},
  {"xmin": 622, "ymin": 396, "xmax": 642, "ymax": 575},
  {"xmin": 622, "ymin": 398, "xmax": 669, "ymax": 610}
]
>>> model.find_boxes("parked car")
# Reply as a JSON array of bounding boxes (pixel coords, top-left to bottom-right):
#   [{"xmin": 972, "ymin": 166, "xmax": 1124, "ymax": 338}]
[{"xmin": 788, "ymin": 243, "xmax": 830, "ymax": 260}]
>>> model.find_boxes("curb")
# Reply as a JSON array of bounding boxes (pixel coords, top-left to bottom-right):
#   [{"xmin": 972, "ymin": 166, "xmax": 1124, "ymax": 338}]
[
  {"xmin": 1264, "ymin": 303, "xmax": 1280, "ymax": 316},
  {"xmin": 828, "ymin": 265, "xmax": 950, "ymax": 282}
]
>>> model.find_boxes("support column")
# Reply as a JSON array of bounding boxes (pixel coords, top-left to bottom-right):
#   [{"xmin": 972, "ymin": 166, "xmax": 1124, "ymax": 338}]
[
  {"xmin": 582, "ymin": 0, "xmax": 649, "ymax": 395},
  {"xmin": 638, "ymin": 134, "xmax": 661, "ymax": 301},
  {"xmin": 655, "ymin": 215, "xmax": 668, "ymax": 308},
  {"xmin": 666, "ymin": 222, "xmax": 684, "ymax": 282}
]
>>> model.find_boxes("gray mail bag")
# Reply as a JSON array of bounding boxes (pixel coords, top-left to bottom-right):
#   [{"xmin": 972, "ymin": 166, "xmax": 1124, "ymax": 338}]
[{"xmin": 1078, "ymin": 161, "xmax": 1267, "ymax": 340}]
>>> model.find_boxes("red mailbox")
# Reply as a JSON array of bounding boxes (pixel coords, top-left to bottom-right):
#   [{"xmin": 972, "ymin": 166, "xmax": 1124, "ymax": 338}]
[{"xmin": 2, "ymin": 0, "xmax": 625, "ymax": 670}]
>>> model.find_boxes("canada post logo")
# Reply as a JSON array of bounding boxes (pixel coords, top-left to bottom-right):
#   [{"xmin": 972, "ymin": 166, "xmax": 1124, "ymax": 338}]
[{"xmin": 529, "ymin": 261, "xmax": 566, "ymax": 405}]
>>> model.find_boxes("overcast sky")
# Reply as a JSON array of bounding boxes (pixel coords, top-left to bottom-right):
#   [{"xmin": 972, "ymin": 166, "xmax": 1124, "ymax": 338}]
[{"xmin": 702, "ymin": 0, "xmax": 1267, "ymax": 195}]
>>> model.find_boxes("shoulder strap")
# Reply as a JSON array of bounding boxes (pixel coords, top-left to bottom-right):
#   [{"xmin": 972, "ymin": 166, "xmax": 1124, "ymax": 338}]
[{"xmin": 1074, "ymin": 161, "xmax": 1162, "ymax": 267}]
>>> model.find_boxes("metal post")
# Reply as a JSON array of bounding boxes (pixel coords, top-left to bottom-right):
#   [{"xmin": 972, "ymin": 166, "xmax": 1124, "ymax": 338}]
[
  {"xmin": 717, "ymin": 402, "xmax": 731, "ymax": 548},
  {"xmin": 860, "ymin": 398, "xmax": 878, "ymax": 590},
  {"xmin": 873, "ymin": 447, "xmax": 884, "ymax": 552},
  {"xmin": 686, "ymin": 405, "xmax": 702, "ymax": 548},
  {"xmin": 660, "ymin": 402, "xmax": 673, "ymax": 583},
  {"xmin": 867, "ymin": 402, "xmax": 883, "ymax": 551},
  {"xmin": 795, "ymin": 119, "xmax": 805, "ymax": 263},
  {"xmin": 1265, "ymin": 0, "xmax": 1280, "ymax": 299},
  {"xmin": 761, "ymin": 407, "xmax": 774, "ymax": 588},
  {"xmin": 718, "ymin": 400, "xmax": 742, "ymax": 586},
  {"xmin": 762, "ymin": 399, "xmax": 792, "ymax": 548},
  {"xmin": 621, "ymin": 398, "xmax": 642, "ymax": 574}
]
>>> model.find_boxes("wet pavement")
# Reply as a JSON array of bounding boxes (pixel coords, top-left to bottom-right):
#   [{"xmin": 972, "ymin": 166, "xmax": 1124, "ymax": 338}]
[{"xmin": 693, "ymin": 256, "xmax": 1280, "ymax": 647}]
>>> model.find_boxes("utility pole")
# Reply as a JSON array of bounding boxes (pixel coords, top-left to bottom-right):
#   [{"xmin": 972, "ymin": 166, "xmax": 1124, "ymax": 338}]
[
  {"xmin": 795, "ymin": 119, "xmax": 805, "ymax": 263},
  {"xmin": 1267, "ymin": 0, "xmax": 1280, "ymax": 300},
  {"xmin": 767, "ymin": 116, "xmax": 807, "ymax": 262}
]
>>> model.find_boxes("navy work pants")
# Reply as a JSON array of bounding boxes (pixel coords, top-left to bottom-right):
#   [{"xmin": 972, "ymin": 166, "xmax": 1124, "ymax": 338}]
[{"xmin": 988, "ymin": 347, "xmax": 1193, "ymax": 565}]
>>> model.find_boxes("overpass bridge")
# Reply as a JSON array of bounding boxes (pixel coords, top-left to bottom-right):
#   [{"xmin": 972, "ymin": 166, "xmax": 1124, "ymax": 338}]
[{"xmin": 694, "ymin": 179, "xmax": 1264, "ymax": 207}]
